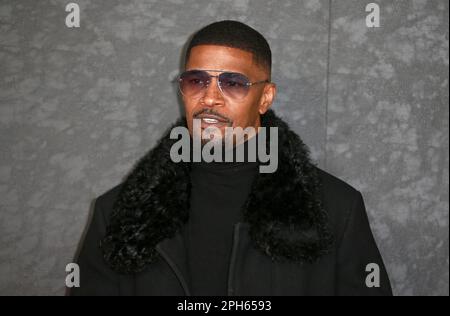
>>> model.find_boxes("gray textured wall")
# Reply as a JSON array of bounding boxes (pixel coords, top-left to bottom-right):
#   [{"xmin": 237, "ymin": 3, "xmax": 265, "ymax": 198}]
[{"xmin": 0, "ymin": 0, "xmax": 448, "ymax": 296}]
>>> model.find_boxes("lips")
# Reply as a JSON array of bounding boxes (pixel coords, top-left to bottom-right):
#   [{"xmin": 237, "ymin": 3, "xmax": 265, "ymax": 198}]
[
  {"xmin": 195, "ymin": 114, "xmax": 229, "ymax": 127},
  {"xmin": 196, "ymin": 114, "xmax": 228, "ymax": 122},
  {"xmin": 202, "ymin": 117, "xmax": 220, "ymax": 124}
]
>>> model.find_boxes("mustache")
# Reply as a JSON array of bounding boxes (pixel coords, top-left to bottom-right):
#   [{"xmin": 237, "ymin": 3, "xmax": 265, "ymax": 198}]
[{"xmin": 192, "ymin": 108, "xmax": 232, "ymax": 124}]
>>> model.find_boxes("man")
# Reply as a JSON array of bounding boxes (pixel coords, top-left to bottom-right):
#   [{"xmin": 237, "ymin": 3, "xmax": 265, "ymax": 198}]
[{"xmin": 71, "ymin": 20, "xmax": 392, "ymax": 296}]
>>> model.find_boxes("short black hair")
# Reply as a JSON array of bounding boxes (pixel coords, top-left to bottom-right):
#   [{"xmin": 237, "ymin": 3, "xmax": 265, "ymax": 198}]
[{"xmin": 185, "ymin": 20, "xmax": 272, "ymax": 77}]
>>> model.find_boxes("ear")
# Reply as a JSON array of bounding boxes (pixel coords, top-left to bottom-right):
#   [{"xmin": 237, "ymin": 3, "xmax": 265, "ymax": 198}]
[{"xmin": 258, "ymin": 83, "xmax": 277, "ymax": 115}]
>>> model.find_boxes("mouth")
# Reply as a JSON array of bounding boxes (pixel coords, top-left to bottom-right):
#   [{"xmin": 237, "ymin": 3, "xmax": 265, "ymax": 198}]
[
  {"xmin": 195, "ymin": 114, "xmax": 230, "ymax": 128},
  {"xmin": 202, "ymin": 117, "xmax": 221, "ymax": 124}
]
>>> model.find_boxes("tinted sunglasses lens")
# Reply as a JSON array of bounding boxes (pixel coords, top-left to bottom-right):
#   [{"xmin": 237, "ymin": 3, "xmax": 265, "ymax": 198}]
[
  {"xmin": 179, "ymin": 71, "xmax": 208, "ymax": 96},
  {"xmin": 219, "ymin": 73, "xmax": 250, "ymax": 99}
]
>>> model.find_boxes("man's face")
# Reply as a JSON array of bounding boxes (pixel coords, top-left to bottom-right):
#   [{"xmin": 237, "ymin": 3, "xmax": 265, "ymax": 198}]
[{"xmin": 182, "ymin": 45, "xmax": 276, "ymax": 144}]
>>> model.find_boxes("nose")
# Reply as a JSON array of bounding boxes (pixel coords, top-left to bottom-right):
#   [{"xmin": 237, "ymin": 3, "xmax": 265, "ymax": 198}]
[{"xmin": 202, "ymin": 76, "xmax": 224, "ymax": 107}]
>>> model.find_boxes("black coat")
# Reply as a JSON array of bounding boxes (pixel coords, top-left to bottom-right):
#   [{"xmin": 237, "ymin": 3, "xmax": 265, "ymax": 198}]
[{"xmin": 71, "ymin": 110, "xmax": 392, "ymax": 296}]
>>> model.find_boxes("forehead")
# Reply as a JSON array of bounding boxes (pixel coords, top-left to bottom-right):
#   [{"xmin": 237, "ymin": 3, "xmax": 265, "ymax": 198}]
[{"xmin": 186, "ymin": 45, "xmax": 264, "ymax": 78}]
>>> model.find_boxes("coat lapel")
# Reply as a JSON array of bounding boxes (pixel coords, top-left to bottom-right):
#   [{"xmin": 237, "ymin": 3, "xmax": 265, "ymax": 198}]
[
  {"xmin": 154, "ymin": 222, "xmax": 275, "ymax": 296},
  {"xmin": 228, "ymin": 223, "xmax": 274, "ymax": 296},
  {"xmin": 155, "ymin": 227, "xmax": 191, "ymax": 295},
  {"xmin": 100, "ymin": 110, "xmax": 334, "ymax": 274}
]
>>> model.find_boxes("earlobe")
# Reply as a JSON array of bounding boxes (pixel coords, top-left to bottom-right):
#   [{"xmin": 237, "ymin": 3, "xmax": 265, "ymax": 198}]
[
  {"xmin": 258, "ymin": 100, "xmax": 273, "ymax": 115},
  {"xmin": 259, "ymin": 104, "xmax": 270, "ymax": 115}
]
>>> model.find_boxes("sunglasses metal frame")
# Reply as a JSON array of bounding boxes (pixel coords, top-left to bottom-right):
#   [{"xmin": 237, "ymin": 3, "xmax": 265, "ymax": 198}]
[{"xmin": 177, "ymin": 69, "xmax": 270, "ymax": 99}]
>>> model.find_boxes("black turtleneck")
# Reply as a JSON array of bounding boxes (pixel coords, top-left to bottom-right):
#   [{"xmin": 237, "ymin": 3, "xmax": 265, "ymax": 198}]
[{"xmin": 185, "ymin": 140, "xmax": 259, "ymax": 296}]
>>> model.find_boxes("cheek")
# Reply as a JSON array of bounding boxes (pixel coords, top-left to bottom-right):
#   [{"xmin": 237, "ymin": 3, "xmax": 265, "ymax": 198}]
[
  {"xmin": 183, "ymin": 98, "xmax": 193, "ymax": 111},
  {"xmin": 182, "ymin": 101, "xmax": 194, "ymax": 131},
  {"xmin": 229, "ymin": 102, "xmax": 260, "ymax": 127},
  {"xmin": 183, "ymin": 100, "xmax": 197, "ymax": 119}
]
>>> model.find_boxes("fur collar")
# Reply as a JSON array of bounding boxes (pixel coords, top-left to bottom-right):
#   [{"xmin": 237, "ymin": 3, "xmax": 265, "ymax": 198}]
[{"xmin": 101, "ymin": 110, "xmax": 333, "ymax": 274}]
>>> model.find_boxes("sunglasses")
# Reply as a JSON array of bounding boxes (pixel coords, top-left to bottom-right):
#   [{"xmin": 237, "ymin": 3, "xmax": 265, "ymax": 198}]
[{"xmin": 178, "ymin": 69, "xmax": 270, "ymax": 100}]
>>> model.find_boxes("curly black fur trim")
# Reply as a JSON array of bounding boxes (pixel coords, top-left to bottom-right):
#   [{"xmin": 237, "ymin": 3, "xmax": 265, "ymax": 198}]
[
  {"xmin": 100, "ymin": 119, "xmax": 191, "ymax": 274},
  {"xmin": 244, "ymin": 111, "xmax": 333, "ymax": 263},
  {"xmin": 101, "ymin": 110, "xmax": 334, "ymax": 274}
]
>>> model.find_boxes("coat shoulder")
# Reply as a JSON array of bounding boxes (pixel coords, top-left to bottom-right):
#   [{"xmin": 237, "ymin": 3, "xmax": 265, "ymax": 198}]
[
  {"xmin": 314, "ymin": 166, "xmax": 361, "ymax": 199},
  {"xmin": 313, "ymin": 166, "xmax": 363, "ymax": 237}
]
